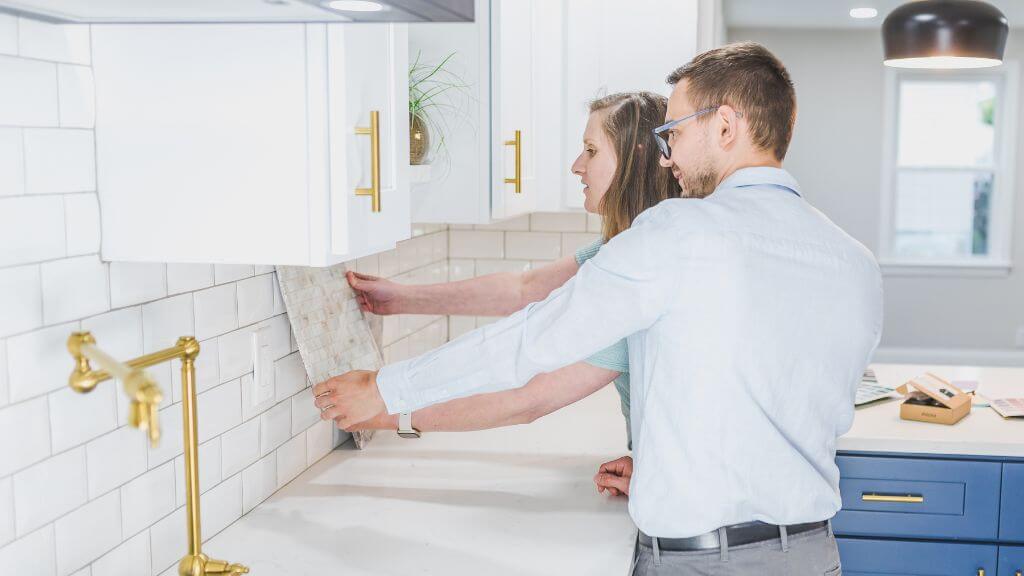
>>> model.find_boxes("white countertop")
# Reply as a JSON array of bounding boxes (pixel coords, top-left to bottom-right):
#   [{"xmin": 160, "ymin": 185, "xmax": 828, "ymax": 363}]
[
  {"xmin": 206, "ymin": 385, "xmax": 637, "ymax": 575},
  {"xmin": 838, "ymin": 363, "xmax": 1024, "ymax": 458},
  {"xmin": 206, "ymin": 363, "xmax": 1023, "ymax": 575}
]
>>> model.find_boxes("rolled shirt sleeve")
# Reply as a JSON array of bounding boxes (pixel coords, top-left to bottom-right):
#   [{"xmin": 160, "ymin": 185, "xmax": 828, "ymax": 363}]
[{"xmin": 376, "ymin": 207, "xmax": 679, "ymax": 414}]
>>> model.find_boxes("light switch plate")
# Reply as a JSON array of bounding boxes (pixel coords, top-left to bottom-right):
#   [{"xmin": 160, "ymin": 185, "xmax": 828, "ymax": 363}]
[{"xmin": 252, "ymin": 328, "xmax": 274, "ymax": 404}]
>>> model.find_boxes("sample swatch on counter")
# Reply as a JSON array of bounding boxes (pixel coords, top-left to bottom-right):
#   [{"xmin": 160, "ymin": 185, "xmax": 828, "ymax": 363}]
[{"xmin": 276, "ymin": 264, "xmax": 382, "ymax": 449}]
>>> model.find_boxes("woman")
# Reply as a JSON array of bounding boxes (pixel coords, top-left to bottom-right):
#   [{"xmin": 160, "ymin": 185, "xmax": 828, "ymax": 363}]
[{"xmin": 345, "ymin": 92, "xmax": 679, "ymax": 497}]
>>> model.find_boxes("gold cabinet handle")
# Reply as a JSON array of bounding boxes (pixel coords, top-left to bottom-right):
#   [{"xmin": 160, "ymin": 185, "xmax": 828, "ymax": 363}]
[
  {"xmin": 504, "ymin": 129, "xmax": 522, "ymax": 194},
  {"xmin": 1014, "ymin": 570, "xmax": 1020, "ymax": 576},
  {"xmin": 977, "ymin": 569, "xmax": 984, "ymax": 576},
  {"xmin": 861, "ymin": 493, "xmax": 924, "ymax": 503},
  {"xmin": 355, "ymin": 110, "xmax": 382, "ymax": 212}
]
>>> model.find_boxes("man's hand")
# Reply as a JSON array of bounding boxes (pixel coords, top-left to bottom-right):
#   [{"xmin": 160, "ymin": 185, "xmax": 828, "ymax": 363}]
[
  {"xmin": 594, "ymin": 455, "xmax": 633, "ymax": 497},
  {"xmin": 346, "ymin": 271, "xmax": 404, "ymax": 315},
  {"xmin": 313, "ymin": 370, "xmax": 387, "ymax": 431}
]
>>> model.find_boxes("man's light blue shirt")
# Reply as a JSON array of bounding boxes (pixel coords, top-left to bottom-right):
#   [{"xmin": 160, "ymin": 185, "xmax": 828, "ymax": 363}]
[{"xmin": 377, "ymin": 167, "xmax": 884, "ymax": 538}]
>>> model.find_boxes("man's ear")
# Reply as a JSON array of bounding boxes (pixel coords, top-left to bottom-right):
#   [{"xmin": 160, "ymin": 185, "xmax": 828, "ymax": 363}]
[{"xmin": 716, "ymin": 104, "xmax": 741, "ymax": 150}]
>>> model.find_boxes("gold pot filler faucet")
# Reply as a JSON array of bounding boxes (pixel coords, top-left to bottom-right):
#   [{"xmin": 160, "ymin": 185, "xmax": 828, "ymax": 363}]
[{"xmin": 68, "ymin": 331, "xmax": 248, "ymax": 576}]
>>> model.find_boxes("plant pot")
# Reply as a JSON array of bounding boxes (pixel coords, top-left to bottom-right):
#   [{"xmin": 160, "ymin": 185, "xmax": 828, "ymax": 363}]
[{"xmin": 410, "ymin": 113, "xmax": 430, "ymax": 165}]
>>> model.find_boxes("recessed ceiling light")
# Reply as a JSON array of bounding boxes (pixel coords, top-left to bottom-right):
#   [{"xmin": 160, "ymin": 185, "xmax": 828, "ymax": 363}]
[
  {"xmin": 325, "ymin": 0, "xmax": 385, "ymax": 12},
  {"xmin": 850, "ymin": 7, "xmax": 879, "ymax": 19}
]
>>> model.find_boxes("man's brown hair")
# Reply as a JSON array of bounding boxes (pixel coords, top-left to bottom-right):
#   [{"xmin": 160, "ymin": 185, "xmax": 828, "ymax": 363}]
[{"xmin": 666, "ymin": 42, "xmax": 796, "ymax": 161}]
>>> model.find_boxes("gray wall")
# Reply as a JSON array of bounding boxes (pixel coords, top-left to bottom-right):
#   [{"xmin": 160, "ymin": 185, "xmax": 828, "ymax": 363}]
[{"xmin": 728, "ymin": 28, "xmax": 1024, "ymax": 352}]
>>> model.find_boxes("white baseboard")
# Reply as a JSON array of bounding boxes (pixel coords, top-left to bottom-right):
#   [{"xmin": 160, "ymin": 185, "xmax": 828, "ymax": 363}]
[{"xmin": 873, "ymin": 346, "xmax": 1024, "ymax": 367}]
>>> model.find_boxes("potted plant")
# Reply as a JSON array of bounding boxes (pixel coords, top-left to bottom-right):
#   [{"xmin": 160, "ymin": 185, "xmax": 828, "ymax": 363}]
[{"xmin": 408, "ymin": 51, "xmax": 470, "ymax": 165}]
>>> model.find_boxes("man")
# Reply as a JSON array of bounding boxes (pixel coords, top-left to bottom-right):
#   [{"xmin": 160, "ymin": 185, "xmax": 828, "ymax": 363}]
[{"xmin": 314, "ymin": 42, "xmax": 883, "ymax": 575}]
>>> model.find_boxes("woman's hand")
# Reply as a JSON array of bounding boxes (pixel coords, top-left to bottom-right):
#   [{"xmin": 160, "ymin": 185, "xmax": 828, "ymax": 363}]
[
  {"xmin": 347, "ymin": 271, "xmax": 404, "ymax": 315},
  {"xmin": 594, "ymin": 455, "xmax": 633, "ymax": 497}
]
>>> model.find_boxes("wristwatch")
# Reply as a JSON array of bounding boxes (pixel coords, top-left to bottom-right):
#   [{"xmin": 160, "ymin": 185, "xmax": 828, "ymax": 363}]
[{"xmin": 397, "ymin": 412, "xmax": 420, "ymax": 439}]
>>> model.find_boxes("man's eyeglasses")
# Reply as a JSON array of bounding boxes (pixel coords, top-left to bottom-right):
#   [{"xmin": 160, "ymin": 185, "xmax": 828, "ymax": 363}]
[{"xmin": 652, "ymin": 106, "xmax": 719, "ymax": 160}]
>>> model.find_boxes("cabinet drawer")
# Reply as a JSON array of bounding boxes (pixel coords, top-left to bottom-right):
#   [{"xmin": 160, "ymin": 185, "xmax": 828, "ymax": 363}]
[
  {"xmin": 999, "ymin": 546, "xmax": 1024, "ymax": 576},
  {"xmin": 1002, "ymin": 464, "xmax": 1024, "ymax": 542},
  {"xmin": 838, "ymin": 538, "xmax": 996, "ymax": 576},
  {"xmin": 834, "ymin": 455, "xmax": 1001, "ymax": 540}
]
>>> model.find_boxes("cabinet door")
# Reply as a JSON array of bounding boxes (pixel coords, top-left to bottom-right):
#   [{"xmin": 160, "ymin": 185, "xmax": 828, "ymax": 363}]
[
  {"xmin": 838, "ymin": 538, "xmax": 997, "ymax": 576},
  {"xmin": 490, "ymin": 0, "xmax": 538, "ymax": 220},
  {"xmin": 999, "ymin": 546, "xmax": 1024, "ymax": 576},
  {"xmin": 327, "ymin": 23, "xmax": 410, "ymax": 262},
  {"xmin": 1002, "ymin": 464, "xmax": 1024, "ymax": 542}
]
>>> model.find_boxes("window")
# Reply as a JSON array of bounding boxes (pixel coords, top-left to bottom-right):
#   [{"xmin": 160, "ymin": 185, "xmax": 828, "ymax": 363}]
[{"xmin": 880, "ymin": 65, "xmax": 1018, "ymax": 272}]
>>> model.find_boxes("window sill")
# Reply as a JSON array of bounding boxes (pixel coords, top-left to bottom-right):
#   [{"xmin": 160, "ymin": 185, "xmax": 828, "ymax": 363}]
[{"xmin": 878, "ymin": 259, "xmax": 1012, "ymax": 278}]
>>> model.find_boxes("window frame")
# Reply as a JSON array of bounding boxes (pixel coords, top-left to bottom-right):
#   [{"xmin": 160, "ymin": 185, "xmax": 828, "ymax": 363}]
[{"xmin": 878, "ymin": 62, "xmax": 1019, "ymax": 276}]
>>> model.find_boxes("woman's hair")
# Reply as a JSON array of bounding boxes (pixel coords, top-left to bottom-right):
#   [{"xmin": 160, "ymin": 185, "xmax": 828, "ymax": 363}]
[{"xmin": 590, "ymin": 92, "xmax": 681, "ymax": 241}]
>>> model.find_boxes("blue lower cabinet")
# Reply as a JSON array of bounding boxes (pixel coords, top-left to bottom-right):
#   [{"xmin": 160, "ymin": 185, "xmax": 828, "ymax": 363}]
[
  {"xmin": 835, "ymin": 455, "xmax": 1001, "ymax": 541},
  {"xmin": 1001, "ymin": 464, "xmax": 1024, "ymax": 543},
  {"xmin": 999, "ymin": 546, "xmax": 1024, "ymax": 576},
  {"xmin": 838, "ymin": 538, "xmax": 996, "ymax": 575}
]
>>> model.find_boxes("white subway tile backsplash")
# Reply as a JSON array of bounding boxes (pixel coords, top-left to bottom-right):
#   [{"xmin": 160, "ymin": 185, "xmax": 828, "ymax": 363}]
[
  {"xmin": 474, "ymin": 214, "xmax": 530, "ymax": 231},
  {"xmin": 0, "ymin": 195, "xmax": 66, "ymax": 267},
  {"xmin": 149, "ymin": 506, "xmax": 185, "ymax": 574},
  {"xmin": 447, "ymin": 259, "xmax": 474, "ymax": 282},
  {"xmin": 0, "ymin": 526, "xmax": 56, "ymax": 576},
  {"xmin": 166, "ymin": 263, "xmax": 214, "ymax": 295},
  {"xmin": 13, "ymin": 447, "xmax": 86, "ymax": 537},
  {"xmin": 0, "ymin": 396, "xmax": 50, "ymax": 476},
  {"xmin": 174, "ymin": 437, "xmax": 221, "ymax": 507},
  {"xmin": 80, "ymin": 307, "xmax": 142, "ymax": 361},
  {"xmin": 86, "ymin": 426, "xmax": 147, "ymax": 500},
  {"xmin": 0, "ymin": 128, "xmax": 24, "ymax": 196},
  {"xmin": 7, "ymin": 321, "xmax": 77, "ymax": 403},
  {"xmin": 217, "ymin": 326, "xmax": 254, "ymax": 383},
  {"xmin": 0, "ymin": 55, "xmax": 58, "ymax": 127},
  {"xmin": 63, "ymin": 193, "xmax": 100, "ymax": 256},
  {"xmin": 0, "ymin": 476, "xmax": 13, "ymax": 547},
  {"xmin": 200, "ymin": 473, "xmax": 242, "ymax": 539},
  {"xmin": 193, "ymin": 284, "xmax": 237, "ymax": 341},
  {"xmin": 147, "ymin": 404, "xmax": 184, "ymax": 469},
  {"xmin": 17, "ymin": 19, "xmax": 90, "ymax": 64},
  {"xmin": 274, "ymin": 352, "xmax": 306, "ymax": 402},
  {"xmin": 276, "ymin": 432, "xmax": 306, "ymax": 489},
  {"xmin": 259, "ymin": 400, "xmax": 291, "ymax": 457},
  {"xmin": 271, "ymin": 273, "xmax": 286, "ymax": 315},
  {"xmin": 170, "ymin": 337, "xmax": 220, "ymax": 403},
  {"xmin": 239, "ymin": 372, "xmax": 273, "ymax": 422},
  {"xmin": 109, "ymin": 262, "xmax": 166, "ymax": 308},
  {"xmin": 0, "ymin": 265, "xmax": 41, "ymax": 338},
  {"xmin": 241, "ymin": 453, "xmax": 275, "ymax": 514},
  {"xmin": 197, "ymin": 379, "xmax": 241, "ymax": 444},
  {"xmin": 474, "ymin": 259, "xmax": 531, "ymax": 276},
  {"xmin": 23, "ymin": 129, "xmax": 95, "ymax": 194},
  {"xmin": 42, "ymin": 255, "xmax": 109, "ymax": 324},
  {"xmin": 56, "ymin": 64, "xmax": 94, "ymax": 128},
  {"xmin": 530, "ymin": 212, "xmax": 587, "ymax": 232},
  {"xmin": 49, "ymin": 379, "xmax": 116, "ymax": 453},
  {"xmin": 90, "ymin": 531, "xmax": 149, "ymax": 576},
  {"xmin": 290, "ymin": 388, "xmax": 318, "ymax": 435},
  {"xmin": 505, "ymin": 232, "xmax": 561, "ymax": 260},
  {"xmin": 306, "ymin": 420, "xmax": 333, "ymax": 467},
  {"xmin": 214, "ymin": 264, "xmax": 253, "ymax": 285},
  {"xmin": 236, "ymin": 275, "xmax": 274, "ymax": 327},
  {"xmin": 449, "ymin": 230, "xmax": 504, "ymax": 259},
  {"xmin": 0, "ymin": 14, "xmax": 16, "ymax": 55},
  {"xmin": 0, "ymin": 340, "xmax": 6, "ymax": 407},
  {"xmin": 220, "ymin": 418, "xmax": 259, "ymax": 479},
  {"xmin": 54, "ymin": 489, "xmax": 121, "ymax": 576},
  {"xmin": 121, "ymin": 462, "xmax": 175, "ymax": 538},
  {"xmin": 562, "ymin": 232, "xmax": 600, "ymax": 257},
  {"xmin": 142, "ymin": 294, "xmax": 193, "ymax": 354}
]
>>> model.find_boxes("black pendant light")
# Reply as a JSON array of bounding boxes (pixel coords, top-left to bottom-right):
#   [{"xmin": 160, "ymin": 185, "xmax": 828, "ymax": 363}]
[{"xmin": 883, "ymin": 0, "xmax": 1009, "ymax": 68}]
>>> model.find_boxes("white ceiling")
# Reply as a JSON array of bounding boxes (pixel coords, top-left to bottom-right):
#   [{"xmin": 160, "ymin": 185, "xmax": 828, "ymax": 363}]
[{"xmin": 724, "ymin": 0, "xmax": 1022, "ymax": 30}]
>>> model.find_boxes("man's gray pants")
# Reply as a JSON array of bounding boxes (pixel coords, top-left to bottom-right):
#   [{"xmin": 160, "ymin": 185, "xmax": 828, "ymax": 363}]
[{"xmin": 630, "ymin": 524, "xmax": 842, "ymax": 576}]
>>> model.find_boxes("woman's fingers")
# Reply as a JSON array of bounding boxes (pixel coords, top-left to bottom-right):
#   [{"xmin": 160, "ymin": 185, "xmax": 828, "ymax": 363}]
[{"xmin": 594, "ymin": 472, "xmax": 630, "ymax": 496}]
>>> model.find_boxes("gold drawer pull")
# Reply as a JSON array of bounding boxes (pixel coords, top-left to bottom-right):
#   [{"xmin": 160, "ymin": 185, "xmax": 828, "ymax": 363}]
[
  {"xmin": 355, "ymin": 110, "xmax": 382, "ymax": 212},
  {"xmin": 861, "ymin": 493, "xmax": 924, "ymax": 503},
  {"xmin": 504, "ymin": 129, "xmax": 522, "ymax": 194}
]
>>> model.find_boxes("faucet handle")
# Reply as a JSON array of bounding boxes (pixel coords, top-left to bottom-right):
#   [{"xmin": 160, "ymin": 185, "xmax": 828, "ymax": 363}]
[
  {"xmin": 127, "ymin": 376, "xmax": 163, "ymax": 448},
  {"xmin": 202, "ymin": 558, "xmax": 249, "ymax": 575}
]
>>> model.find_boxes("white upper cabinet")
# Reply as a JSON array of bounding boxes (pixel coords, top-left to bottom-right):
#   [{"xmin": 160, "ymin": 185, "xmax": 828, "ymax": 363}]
[
  {"xmin": 409, "ymin": 0, "xmax": 699, "ymax": 223},
  {"xmin": 91, "ymin": 22, "xmax": 409, "ymax": 267}
]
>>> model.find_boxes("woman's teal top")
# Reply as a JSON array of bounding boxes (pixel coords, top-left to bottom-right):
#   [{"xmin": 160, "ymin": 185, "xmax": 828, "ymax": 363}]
[{"xmin": 575, "ymin": 239, "xmax": 631, "ymax": 449}]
